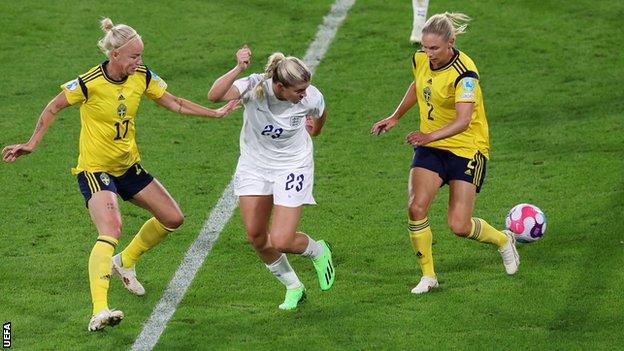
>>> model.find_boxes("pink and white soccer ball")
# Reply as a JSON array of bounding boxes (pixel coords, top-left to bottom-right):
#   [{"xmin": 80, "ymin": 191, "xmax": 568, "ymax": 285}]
[{"xmin": 505, "ymin": 203, "xmax": 546, "ymax": 243}]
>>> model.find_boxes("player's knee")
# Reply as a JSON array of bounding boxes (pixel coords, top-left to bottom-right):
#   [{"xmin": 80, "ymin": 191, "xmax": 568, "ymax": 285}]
[
  {"xmin": 408, "ymin": 201, "xmax": 428, "ymax": 220},
  {"xmin": 161, "ymin": 211, "xmax": 184, "ymax": 230},
  {"xmin": 101, "ymin": 218, "xmax": 123, "ymax": 237},
  {"xmin": 448, "ymin": 218, "xmax": 471, "ymax": 237},
  {"xmin": 246, "ymin": 232, "xmax": 267, "ymax": 249}
]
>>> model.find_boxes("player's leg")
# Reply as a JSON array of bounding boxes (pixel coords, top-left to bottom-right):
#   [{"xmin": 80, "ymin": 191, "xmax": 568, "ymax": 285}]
[
  {"xmin": 408, "ymin": 166, "xmax": 442, "ymax": 294},
  {"xmin": 411, "ymin": 0, "xmax": 429, "ymax": 44},
  {"xmin": 447, "ymin": 151, "xmax": 519, "ymax": 275},
  {"xmin": 272, "ymin": 168, "xmax": 335, "ymax": 291},
  {"xmin": 240, "ymin": 195, "xmax": 305, "ymax": 310},
  {"xmin": 113, "ymin": 165, "xmax": 183, "ymax": 295},
  {"xmin": 77, "ymin": 171, "xmax": 125, "ymax": 331}
]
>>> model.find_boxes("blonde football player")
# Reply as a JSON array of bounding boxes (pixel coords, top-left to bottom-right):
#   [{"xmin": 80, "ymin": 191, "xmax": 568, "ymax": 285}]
[
  {"xmin": 2, "ymin": 18, "xmax": 238, "ymax": 331},
  {"xmin": 208, "ymin": 45, "xmax": 335, "ymax": 310},
  {"xmin": 372, "ymin": 13, "xmax": 519, "ymax": 294}
]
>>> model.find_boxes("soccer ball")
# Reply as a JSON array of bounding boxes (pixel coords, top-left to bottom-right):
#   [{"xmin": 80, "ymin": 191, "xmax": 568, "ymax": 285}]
[{"xmin": 505, "ymin": 203, "xmax": 546, "ymax": 243}]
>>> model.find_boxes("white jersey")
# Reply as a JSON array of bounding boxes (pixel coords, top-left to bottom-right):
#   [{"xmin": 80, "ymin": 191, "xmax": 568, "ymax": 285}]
[{"xmin": 233, "ymin": 73, "xmax": 325, "ymax": 170}]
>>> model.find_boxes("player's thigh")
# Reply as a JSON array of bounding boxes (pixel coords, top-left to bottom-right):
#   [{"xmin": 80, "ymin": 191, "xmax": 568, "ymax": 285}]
[
  {"xmin": 88, "ymin": 190, "xmax": 123, "ymax": 238},
  {"xmin": 448, "ymin": 180, "xmax": 477, "ymax": 234},
  {"xmin": 239, "ymin": 195, "xmax": 273, "ymax": 238},
  {"xmin": 408, "ymin": 167, "xmax": 443, "ymax": 216},
  {"xmin": 130, "ymin": 179, "xmax": 183, "ymax": 228}
]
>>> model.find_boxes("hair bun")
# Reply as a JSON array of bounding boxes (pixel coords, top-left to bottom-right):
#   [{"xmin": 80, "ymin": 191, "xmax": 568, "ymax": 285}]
[{"xmin": 100, "ymin": 18, "xmax": 114, "ymax": 33}]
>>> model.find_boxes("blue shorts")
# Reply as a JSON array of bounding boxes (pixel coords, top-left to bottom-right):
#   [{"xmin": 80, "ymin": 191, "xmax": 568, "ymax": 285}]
[
  {"xmin": 77, "ymin": 163, "xmax": 154, "ymax": 207},
  {"xmin": 411, "ymin": 146, "xmax": 487, "ymax": 193}
]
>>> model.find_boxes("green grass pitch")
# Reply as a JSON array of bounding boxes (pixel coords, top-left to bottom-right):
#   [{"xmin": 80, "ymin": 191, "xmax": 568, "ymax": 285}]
[{"xmin": 0, "ymin": 0, "xmax": 622, "ymax": 350}]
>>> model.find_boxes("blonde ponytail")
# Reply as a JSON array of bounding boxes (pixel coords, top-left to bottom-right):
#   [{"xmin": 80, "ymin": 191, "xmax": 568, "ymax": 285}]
[{"xmin": 422, "ymin": 12, "xmax": 471, "ymax": 41}]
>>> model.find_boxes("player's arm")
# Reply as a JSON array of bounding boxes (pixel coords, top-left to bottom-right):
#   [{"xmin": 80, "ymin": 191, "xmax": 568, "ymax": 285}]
[
  {"xmin": 371, "ymin": 81, "xmax": 417, "ymax": 135},
  {"xmin": 405, "ymin": 102, "xmax": 473, "ymax": 146},
  {"xmin": 2, "ymin": 92, "xmax": 70, "ymax": 163},
  {"xmin": 155, "ymin": 92, "xmax": 239, "ymax": 118},
  {"xmin": 306, "ymin": 108, "xmax": 327, "ymax": 137},
  {"xmin": 208, "ymin": 45, "xmax": 251, "ymax": 102}
]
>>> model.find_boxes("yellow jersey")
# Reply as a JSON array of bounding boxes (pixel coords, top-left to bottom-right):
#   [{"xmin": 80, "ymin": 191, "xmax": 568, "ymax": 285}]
[
  {"xmin": 411, "ymin": 48, "xmax": 490, "ymax": 159},
  {"xmin": 61, "ymin": 62, "xmax": 167, "ymax": 176}
]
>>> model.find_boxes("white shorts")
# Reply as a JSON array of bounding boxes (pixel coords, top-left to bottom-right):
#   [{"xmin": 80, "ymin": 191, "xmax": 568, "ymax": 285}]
[{"xmin": 234, "ymin": 160, "xmax": 316, "ymax": 207}]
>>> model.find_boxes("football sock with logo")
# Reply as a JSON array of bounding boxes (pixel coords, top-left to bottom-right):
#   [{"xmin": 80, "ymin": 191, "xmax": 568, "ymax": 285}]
[
  {"xmin": 467, "ymin": 218, "xmax": 508, "ymax": 248},
  {"xmin": 408, "ymin": 218, "xmax": 435, "ymax": 277},
  {"xmin": 121, "ymin": 217, "xmax": 173, "ymax": 268},
  {"xmin": 89, "ymin": 235, "xmax": 118, "ymax": 315},
  {"xmin": 266, "ymin": 254, "xmax": 303, "ymax": 289},
  {"xmin": 412, "ymin": 0, "xmax": 428, "ymax": 28},
  {"xmin": 300, "ymin": 233, "xmax": 323, "ymax": 260}
]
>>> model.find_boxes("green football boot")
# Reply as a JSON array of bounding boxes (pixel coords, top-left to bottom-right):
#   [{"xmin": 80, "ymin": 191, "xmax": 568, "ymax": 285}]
[
  {"xmin": 312, "ymin": 240, "xmax": 335, "ymax": 291},
  {"xmin": 279, "ymin": 286, "xmax": 306, "ymax": 310}
]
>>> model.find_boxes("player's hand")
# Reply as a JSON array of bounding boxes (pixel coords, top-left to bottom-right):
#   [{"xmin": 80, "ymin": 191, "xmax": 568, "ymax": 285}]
[
  {"xmin": 214, "ymin": 99, "xmax": 241, "ymax": 118},
  {"xmin": 305, "ymin": 116, "xmax": 314, "ymax": 134},
  {"xmin": 371, "ymin": 116, "xmax": 398, "ymax": 136},
  {"xmin": 236, "ymin": 44, "xmax": 251, "ymax": 71},
  {"xmin": 2, "ymin": 144, "xmax": 33, "ymax": 163},
  {"xmin": 405, "ymin": 131, "xmax": 430, "ymax": 146}
]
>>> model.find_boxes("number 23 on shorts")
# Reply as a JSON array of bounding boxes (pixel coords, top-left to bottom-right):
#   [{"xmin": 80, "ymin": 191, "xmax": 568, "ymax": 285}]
[{"xmin": 285, "ymin": 173, "xmax": 304, "ymax": 192}]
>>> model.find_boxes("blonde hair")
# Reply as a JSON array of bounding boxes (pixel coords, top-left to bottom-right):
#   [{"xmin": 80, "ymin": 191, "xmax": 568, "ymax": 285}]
[
  {"xmin": 97, "ymin": 18, "xmax": 141, "ymax": 57},
  {"xmin": 254, "ymin": 52, "xmax": 311, "ymax": 100},
  {"xmin": 422, "ymin": 12, "xmax": 471, "ymax": 41}
]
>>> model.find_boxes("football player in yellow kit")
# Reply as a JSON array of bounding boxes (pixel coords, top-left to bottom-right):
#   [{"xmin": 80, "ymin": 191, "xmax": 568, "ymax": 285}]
[
  {"xmin": 372, "ymin": 12, "xmax": 519, "ymax": 294},
  {"xmin": 2, "ymin": 18, "xmax": 238, "ymax": 331}
]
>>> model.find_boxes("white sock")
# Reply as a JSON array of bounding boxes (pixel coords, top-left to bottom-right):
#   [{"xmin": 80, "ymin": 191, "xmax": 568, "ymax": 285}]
[
  {"xmin": 412, "ymin": 0, "xmax": 429, "ymax": 36},
  {"xmin": 300, "ymin": 234, "xmax": 323, "ymax": 260},
  {"xmin": 265, "ymin": 254, "xmax": 302, "ymax": 289}
]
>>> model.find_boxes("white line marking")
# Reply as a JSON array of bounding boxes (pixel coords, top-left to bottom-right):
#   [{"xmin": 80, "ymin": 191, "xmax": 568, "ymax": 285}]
[{"xmin": 131, "ymin": 1, "xmax": 355, "ymax": 349}]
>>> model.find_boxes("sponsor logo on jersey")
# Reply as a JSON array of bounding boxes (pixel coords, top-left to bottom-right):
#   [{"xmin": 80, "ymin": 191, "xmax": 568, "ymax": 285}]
[{"xmin": 65, "ymin": 80, "xmax": 78, "ymax": 91}]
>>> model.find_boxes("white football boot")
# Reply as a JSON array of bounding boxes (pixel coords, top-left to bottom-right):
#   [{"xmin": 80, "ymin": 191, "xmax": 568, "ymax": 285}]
[
  {"xmin": 112, "ymin": 254, "xmax": 146, "ymax": 296},
  {"xmin": 411, "ymin": 276, "xmax": 439, "ymax": 294},
  {"xmin": 499, "ymin": 230, "xmax": 520, "ymax": 275},
  {"xmin": 88, "ymin": 309, "xmax": 124, "ymax": 331}
]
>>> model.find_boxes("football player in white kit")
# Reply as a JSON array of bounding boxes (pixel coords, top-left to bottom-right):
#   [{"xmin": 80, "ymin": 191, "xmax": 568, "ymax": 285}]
[{"xmin": 208, "ymin": 45, "xmax": 335, "ymax": 310}]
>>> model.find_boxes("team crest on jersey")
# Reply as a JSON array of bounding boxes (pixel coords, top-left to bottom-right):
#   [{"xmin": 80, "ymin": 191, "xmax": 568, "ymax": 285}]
[
  {"xmin": 117, "ymin": 103, "xmax": 127, "ymax": 117},
  {"xmin": 65, "ymin": 80, "xmax": 78, "ymax": 91},
  {"xmin": 99, "ymin": 173, "xmax": 111, "ymax": 186},
  {"xmin": 423, "ymin": 86, "xmax": 432, "ymax": 102},
  {"xmin": 290, "ymin": 114, "xmax": 305, "ymax": 127}
]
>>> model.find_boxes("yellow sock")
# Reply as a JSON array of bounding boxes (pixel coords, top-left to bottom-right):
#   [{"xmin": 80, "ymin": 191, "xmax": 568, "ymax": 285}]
[
  {"xmin": 89, "ymin": 235, "xmax": 118, "ymax": 315},
  {"xmin": 408, "ymin": 218, "xmax": 435, "ymax": 277},
  {"xmin": 467, "ymin": 218, "xmax": 509, "ymax": 248},
  {"xmin": 120, "ymin": 217, "xmax": 173, "ymax": 268}
]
